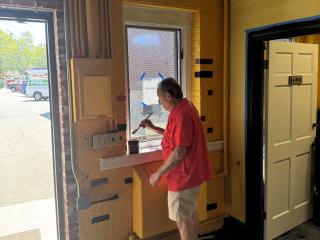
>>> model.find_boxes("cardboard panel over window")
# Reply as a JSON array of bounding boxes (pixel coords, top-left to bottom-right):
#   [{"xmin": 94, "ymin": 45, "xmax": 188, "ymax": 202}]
[{"xmin": 71, "ymin": 58, "xmax": 114, "ymax": 121}]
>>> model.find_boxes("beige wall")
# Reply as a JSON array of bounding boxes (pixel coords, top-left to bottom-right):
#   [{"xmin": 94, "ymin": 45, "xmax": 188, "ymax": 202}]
[{"xmin": 229, "ymin": 0, "xmax": 320, "ymax": 221}]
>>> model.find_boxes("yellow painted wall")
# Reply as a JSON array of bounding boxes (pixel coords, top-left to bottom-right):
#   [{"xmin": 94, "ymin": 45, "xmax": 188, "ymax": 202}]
[
  {"xmin": 125, "ymin": 0, "xmax": 225, "ymax": 142},
  {"xmin": 73, "ymin": 0, "xmax": 227, "ymax": 239},
  {"xmin": 229, "ymin": 0, "xmax": 320, "ymax": 221}
]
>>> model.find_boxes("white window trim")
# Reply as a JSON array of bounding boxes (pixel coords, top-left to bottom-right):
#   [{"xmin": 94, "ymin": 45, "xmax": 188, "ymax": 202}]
[
  {"xmin": 100, "ymin": 141, "xmax": 224, "ymax": 171},
  {"xmin": 123, "ymin": 5, "xmax": 192, "ymax": 152}
]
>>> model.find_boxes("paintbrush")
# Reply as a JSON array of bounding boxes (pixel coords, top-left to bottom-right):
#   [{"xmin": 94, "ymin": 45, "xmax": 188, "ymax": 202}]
[{"xmin": 131, "ymin": 112, "xmax": 153, "ymax": 134}]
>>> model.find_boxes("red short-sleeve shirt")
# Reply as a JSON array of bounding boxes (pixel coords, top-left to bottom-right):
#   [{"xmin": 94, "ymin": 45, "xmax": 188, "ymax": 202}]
[{"xmin": 161, "ymin": 99, "xmax": 212, "ymax": 192}]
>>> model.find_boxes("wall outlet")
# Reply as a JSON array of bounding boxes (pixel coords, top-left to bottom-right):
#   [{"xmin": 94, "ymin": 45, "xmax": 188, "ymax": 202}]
[{"xmin": 92, "ymin": 132, "xmax": 122, "ymax": 149}]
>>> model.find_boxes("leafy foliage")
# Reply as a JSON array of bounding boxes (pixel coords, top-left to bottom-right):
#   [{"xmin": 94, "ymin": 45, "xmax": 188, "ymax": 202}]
[{"xmin": 0, "ymin": 29, "xmax": 47, "ymax": 75}]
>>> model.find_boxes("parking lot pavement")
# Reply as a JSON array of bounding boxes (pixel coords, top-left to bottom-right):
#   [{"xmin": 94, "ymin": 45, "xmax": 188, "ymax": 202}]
[
  {"xmin": 0, "ymin": 88, "xmax": 58, "ymax": 239},
  {"xmin": 0, "ymin": 88, "xmax": 54, "ymax": 206}
]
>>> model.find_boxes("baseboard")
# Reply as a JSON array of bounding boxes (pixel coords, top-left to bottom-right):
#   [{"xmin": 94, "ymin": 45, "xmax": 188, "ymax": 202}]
[
  {"xmin": 199, "ymin": 214, "xmax": 228, "ymax": 235},
  {"xmin": 222, "ymin": 215, "xmax": 246, "ymax": 236}
]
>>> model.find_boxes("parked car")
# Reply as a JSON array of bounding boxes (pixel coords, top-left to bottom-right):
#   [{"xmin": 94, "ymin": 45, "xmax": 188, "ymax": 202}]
[
  {"xmin": 25, "ymin": 79, "xmax": 49, "ymax": 101},
  {"xmin": 24, "ymin": 68, "xmax": 49, "ymax": 101},
  {"xmin": 6, "ymin": 78, "xmax": 24, "ymax": 92}
]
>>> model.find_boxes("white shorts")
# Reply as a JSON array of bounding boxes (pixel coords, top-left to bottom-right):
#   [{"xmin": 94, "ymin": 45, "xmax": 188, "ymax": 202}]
[{"xmin": 168, "ymin": 186, "xmax": 200, "ymax": 222}]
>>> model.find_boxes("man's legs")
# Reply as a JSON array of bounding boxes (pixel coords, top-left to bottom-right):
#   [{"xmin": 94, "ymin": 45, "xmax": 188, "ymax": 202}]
[
  {"xmin": 168, "ymin": 187, "xmax": 200, "ymax": 240},
  {"xmin": 193, "ymin": 210, "xmax": 200, "ymax": 237},
  {"xmin": 176, "ymin": 210, "xmax": 199, "ymax": 240}
]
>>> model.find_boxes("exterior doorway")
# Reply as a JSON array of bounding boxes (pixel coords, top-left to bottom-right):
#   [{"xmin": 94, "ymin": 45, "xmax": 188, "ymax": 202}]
[{"xmin": 0, "ymin": 9, "xmax": 62, "ymax": 240}]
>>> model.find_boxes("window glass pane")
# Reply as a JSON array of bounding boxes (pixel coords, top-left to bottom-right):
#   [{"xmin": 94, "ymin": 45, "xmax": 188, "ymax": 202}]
[{"xmin": 127, "ymin": 27, "xmax": 178, "ymax": 140}]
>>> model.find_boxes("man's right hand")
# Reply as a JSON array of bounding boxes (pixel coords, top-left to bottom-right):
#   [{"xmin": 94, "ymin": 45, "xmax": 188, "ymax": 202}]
[{"xmin": 140, "ymin": 119, "xmax": 154, "ymax": 129}]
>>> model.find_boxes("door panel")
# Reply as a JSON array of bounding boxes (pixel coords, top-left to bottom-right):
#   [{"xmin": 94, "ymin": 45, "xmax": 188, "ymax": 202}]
[
  {"xmin": 293, "ymin": 153, "xmax": 311, "ymax": 206},
  {"xmin": 271, "ymin": 159, "xmax": 290, "ymax": 215},
  {"xmin": 265, "ymin": 41, "xmax": 318, "ymax": 240},
  {"xmin": 293, "ymin": 85, "xmax": 312, "ymax": 138},
  {"xmin": 275, "ymin": 53, "xmax": 293, "ymax": 75},
  {"xmin": 273, "ymin": 87, "xmax": 291, "ymax": 143},
  {"xmin": 296, "ymin": 53, "xmax": 313, "ymax": 74}
]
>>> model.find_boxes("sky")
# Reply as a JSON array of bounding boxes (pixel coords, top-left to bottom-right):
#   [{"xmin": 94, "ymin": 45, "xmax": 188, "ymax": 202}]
[{"xmin": 0, "ymin": 20, "xmax": 46, "ymax": 45}]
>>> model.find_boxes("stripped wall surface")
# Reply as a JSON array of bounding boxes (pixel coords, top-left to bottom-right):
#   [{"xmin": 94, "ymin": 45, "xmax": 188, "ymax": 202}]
[
  {"xmin": 68, "ymin": 0, "xmax": 228, "ymax": 239},
  {"xmin": 0, "ymin": 1, "xmax": 75, "ymax": 240},
  {"xmin": 0, "ymin": 0, "xmax": 229, "ymax": 239}
]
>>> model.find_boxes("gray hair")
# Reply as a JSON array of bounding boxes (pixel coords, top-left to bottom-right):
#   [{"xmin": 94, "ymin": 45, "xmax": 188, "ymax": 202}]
[{"xmin": 157, "ymin": 77, "xmax": 183, "ymax": 100}]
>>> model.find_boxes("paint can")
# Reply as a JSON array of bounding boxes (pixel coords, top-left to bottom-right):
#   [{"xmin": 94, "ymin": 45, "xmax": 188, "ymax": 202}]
[{"xmin": 128, "ymin": 139, "xmax": 139, "ymax": 154}]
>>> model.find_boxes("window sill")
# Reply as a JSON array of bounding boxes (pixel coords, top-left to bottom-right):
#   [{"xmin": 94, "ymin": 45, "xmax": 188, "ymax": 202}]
[
  {"xmin": 100, "ymin": 149, "xmax": 163, "ymax": 171},
  {"xmin": 100, "ymin": 140, "xmax": 224, "ymax": 171}
]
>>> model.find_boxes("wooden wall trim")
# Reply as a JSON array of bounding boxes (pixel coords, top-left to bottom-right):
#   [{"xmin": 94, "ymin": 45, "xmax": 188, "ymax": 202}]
[{"xmin": 223, "ymin": 0, "xmax": 229, "ymax": 178}]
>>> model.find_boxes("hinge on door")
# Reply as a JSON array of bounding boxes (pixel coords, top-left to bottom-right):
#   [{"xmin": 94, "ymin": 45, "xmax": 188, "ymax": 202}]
[
  {"xmin": 263, "ymin": 211, "xmax": 266, "ymax": 219},
  {"xmin": 180, "ymin": 48, "xmax": 184, "ymax": 59},
  {"xmin": 264, "ymin": 60, "xmax": 269, "ymax": 69}
]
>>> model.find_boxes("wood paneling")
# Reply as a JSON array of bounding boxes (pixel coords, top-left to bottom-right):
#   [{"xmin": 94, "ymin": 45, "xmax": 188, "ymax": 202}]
[
  {"xmin": 207, "ymin": 177, "xmax": 225, "ymax": 219},
  {"xmin": 133, "ymin": 161, "xmax": 176, "ymax": 238},
  {"xmin": 79, "ymin": 195, "xmax": 132, "ymax": 240},
  {"xmin": 71, "ymin": 0, "xmax": 227, "ymax": 239},
  {"xmin": 70, "ymin": 58, "xmax": 114, "ymax": 121},
  {"xmin": 133, "ymin": 161, "xmax": 208, "ymax": 238}
]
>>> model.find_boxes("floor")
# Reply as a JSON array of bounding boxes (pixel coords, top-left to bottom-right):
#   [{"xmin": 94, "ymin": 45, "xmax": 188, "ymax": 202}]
[
  {"xmin": 200, "ymin": 218, "xmax": 320, "ymax": 240},
  {"xmin": 275, "ymin": 220, "xmax": 320, "ymax": 240}
]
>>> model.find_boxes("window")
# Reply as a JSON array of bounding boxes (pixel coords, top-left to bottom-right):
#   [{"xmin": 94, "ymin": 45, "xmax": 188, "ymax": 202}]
[{"xmin": 126, "ymin": 26, "xmax": 181, "ymax": 147}]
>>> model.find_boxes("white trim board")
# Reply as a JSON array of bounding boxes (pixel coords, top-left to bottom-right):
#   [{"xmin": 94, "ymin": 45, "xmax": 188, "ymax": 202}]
[{"xmin": 100, "ymin": 140, "xmax": 224, "ymax": 171}]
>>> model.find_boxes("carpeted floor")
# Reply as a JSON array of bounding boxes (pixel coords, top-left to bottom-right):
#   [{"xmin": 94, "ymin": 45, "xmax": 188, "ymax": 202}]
[
  {"xmin": 0, "ymin": 229, "xmax": 41, "ymax": 240},
  {"xmin": 275, "ymin": 221, "xmax": 320, "ymax": 240},
  {"xmin": 201, "ymin": 218, "xmax": 320, "ymax": 240}
]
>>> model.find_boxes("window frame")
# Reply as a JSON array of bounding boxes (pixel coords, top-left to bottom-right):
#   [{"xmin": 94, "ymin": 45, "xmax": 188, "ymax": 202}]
[
  {"xmin": 123, "ymin": 5, "xmax": 191, "ymax": 151},
  {"xmin": 125, "ymin": 25, "xmax": 182, "ymax": 143}
]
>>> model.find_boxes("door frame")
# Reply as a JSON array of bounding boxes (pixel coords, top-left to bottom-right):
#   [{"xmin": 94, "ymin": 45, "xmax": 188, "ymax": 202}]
[
  {"xmin": 245, "ymin": 16, "xmax": 320, "ymax": 239},
  {"xmin": 0, "ymin": 8, "xmax": 64, "ymax": 240}
]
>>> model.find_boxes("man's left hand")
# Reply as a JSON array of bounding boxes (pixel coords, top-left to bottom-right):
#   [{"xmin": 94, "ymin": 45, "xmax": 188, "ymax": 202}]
[{"xmin": 149, "ymin": 171, "xmax": 161, "ymax": 187}]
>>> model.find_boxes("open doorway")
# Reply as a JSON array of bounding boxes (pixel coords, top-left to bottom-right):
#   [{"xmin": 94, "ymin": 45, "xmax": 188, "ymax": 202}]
[
  {"xmin": 245, "ymin": 17, "xmax": 320, "ymax": 239},
  {"xmin": 264, "ymin": 38, "xmax": 319, "ymax": 240},
  {"xmin": 0, "ymin": 10, "xmax": 61, "ymax": 240}
]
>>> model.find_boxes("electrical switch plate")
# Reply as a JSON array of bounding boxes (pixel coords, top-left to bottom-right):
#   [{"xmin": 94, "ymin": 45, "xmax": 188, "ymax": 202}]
[
  {"xmin": 92, "ymin": 132, "xmax": 122, "ymax": 149},
  {"xmin": 77, "ymin": 195, "xmax": 90, "ymax": 210}
]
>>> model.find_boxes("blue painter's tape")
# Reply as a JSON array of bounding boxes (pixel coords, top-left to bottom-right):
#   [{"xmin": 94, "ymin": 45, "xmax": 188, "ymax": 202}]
[
  {"xmin": 158, "ymin": 73, "xmax": 165, "ymax": 80},
  {"xmin": 140, "ymin": 72, "xmax": 146, "ymax": 80}
]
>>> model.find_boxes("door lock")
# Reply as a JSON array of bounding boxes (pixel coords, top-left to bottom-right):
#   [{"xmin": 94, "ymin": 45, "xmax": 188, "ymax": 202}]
[{"xmin": 312, "ymin": 122, "xmax": 319, "ymax": 129}]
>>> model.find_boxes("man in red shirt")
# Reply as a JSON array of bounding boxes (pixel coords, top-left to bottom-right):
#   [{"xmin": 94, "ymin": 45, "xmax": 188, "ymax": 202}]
[{"xmin": 141, "ymin": 77, "xmax": 212, "ymax": 240}]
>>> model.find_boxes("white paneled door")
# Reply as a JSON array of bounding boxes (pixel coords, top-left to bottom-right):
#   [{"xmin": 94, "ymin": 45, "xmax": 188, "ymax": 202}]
[{"xmin": 265, "ymin": 41, "xmax": 318, "ymax": 240}]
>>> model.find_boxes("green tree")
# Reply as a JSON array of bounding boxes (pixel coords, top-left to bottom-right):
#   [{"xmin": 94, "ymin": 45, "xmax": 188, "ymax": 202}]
[
  {"xmin": 0, "ymin": 29, "xmax": 47, "ymax": 75},
  {"xmin": 30, "ymin": 43, "xmax": 47, "ymax": 68},
  {"xmin": 0, "ymin": 30, "xmax": 18, "ymax": 74}
]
